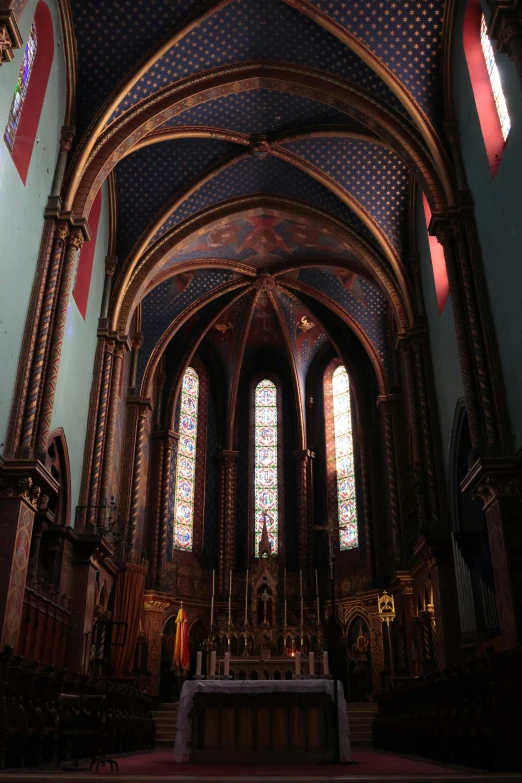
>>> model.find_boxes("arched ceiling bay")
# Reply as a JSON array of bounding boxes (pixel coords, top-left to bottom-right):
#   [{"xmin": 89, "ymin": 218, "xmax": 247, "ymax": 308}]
[{"xmin": 66, "ymin": 0, "xmax": 450, "ymax": 425}]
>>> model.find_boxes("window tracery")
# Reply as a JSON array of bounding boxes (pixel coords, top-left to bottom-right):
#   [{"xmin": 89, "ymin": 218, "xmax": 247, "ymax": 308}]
[
  {"xmin": 254, "ymin": 379, "xmax": 279, "ymax": 557},
  {"xmin": 4, "ymin": 24, "xmax": 37, "ymax": 152},
  {"xmin": 480, "ymin": 15, "xmax": 511, "ymax": 141},
  {"xmin": 173, "ymin": 366, "xmax": 199, "ymax": 552},
  {"xmin": 332, "ymin": 366, "xmax": 358, "ymax": 551}
]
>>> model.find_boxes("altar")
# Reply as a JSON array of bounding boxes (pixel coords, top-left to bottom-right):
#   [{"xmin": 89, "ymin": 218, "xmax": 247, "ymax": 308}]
[{"xmin": 174, "ymin": 679, "xmax": 351, "ymax": 765}]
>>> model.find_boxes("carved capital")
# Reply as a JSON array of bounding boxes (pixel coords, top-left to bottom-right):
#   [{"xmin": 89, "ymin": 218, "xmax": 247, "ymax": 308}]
[
  {"xmin": 461, "ymin": 457, "xmax": 522, "ymax": 507},
  {"xmin": 0, "ymin": 12, "xmax": 22, "ymax": 64},
  {"xmin": 59, "ymin": 126, "xmax": 76, "ymax": 152},
  {"xmin": 67, "ymin": 228, "xmax": 84, "ymax": 252},
  {"xmin": 143, "ymin": 599, "xmax": 170, "ymax": 613},
  {"xmin": 473, "ymin": 474, "xmax": 521, "ymax": 505},
  {"xmin": 0, "ymin": 476, "xmax": 47, "ymax": 509},
  {"xmin": 489, "ymin": 5, "xmax": 522, "ymax": 56},
  {"xmin": 132, "ymin": 331, "xmax": 144, "ymax": 351},
  {"xmin": 105, "ymin": 254, "xmax": 118, "ymax": 277},
  {"xmin": 56, "ymin": 222, "xmax": 69, "ymax": 242}
]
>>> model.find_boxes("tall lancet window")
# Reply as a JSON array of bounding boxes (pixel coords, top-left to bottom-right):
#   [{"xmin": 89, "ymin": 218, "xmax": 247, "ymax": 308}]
[
  {"xmin": 480, "ymin": 15, "xmax": 511, "ymax": 141},
  {"xmin": 254, "ymin": 379, "xmax": 279, "ymax": 556},
  {"xmin": 4, "ymin": 24, "xmax": 37, "ymax": 152},
  {"xmin": 332, "ymin": 365, "xmax": 358, "ymax": 550},
  {"xmin": 173, "ymin": 367, "xmax": 199, "ymax": 552}
]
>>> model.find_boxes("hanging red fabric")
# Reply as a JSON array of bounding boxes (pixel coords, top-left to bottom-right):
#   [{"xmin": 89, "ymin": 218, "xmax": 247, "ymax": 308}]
[{"xmin": 173, "ymin": 605, "xmax": 190, "ymax": 672}]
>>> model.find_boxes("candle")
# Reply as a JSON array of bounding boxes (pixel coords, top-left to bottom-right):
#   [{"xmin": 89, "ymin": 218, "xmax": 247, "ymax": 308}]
[
  {"xmin": 309, "ymin": 651, "xmax": 315, "ymax": 676},
  {"xmin": 323, "ymin": 651, "xmax": 329, "ymax": 676},
  {"xmin": 210, "ymin": 651, "xmax": 216, "ymax": 676},
  {"xmin": 224, "ymin": 651, "xmax": 230, "ymax": 676},
  {"xmin": 295, "ymin": 651, "xmax": 301, "ymax": 676},
  {"xmin": 245, "ymin": 569, "xmax": 248, "ymax": 625},
  {"xmin": 196, "ymin": 651, "xmax": 202, "ymax": 676},
  {"xmin": 228, "ymin": 569, "xmax": 232, "ymax": 626}
]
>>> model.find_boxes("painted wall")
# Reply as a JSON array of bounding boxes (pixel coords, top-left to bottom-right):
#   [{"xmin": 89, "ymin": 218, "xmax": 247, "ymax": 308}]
[
  {"xmin": 416, "ymin": 189, "xmax": 464, "ymax": 479},
  {"xmin": 0, "ymin": 0, "xmax": 65, "ymax": 454},
  {"xmin": 50, "ymin": 184, "xmax": 109, "ymax": 523},
  {"xmin": 453, "ymin": 1, "xmax": 522, "ymax": 451}
]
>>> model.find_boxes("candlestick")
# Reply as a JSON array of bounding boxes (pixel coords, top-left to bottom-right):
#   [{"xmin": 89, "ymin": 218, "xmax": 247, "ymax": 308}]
[
  {"xmin": 315, "ymin": 568, "xmax": 319, "ymax": 597},
  {"xmin": 210, "ymin": 651, "xmax": 216, "ymax": 676},
  {"xmin": 300, "ymin": 595, "xmax": 304, "ymax": 628},
  {"xmin": 228, "ymin": 569, "xmax": 232, "ymax": 626},
  {"xmin": 245, "ymin": 569, "xmax": 248, "ymax": 625},
  {"xmin": 210, "ymin": 595, "xmax": 214, "ymax": 628},
  {"xmin": 299, "ymin": 569, "xmax": 303, "ymax": 597},
  {"xmin": 212, "ymin": 569, "xmax": 215, "ymax": 596},
  {"xmin": 309, "ymin": 651, "xmax": 314, "ymax": 676},
  {"xmin": 196, "ymin": 651, "xmax": 202, "ymax": 676},
  {"xmin": 295, "ymin": 651, "xmax": 301, "ymax": 676},
  {"xmin": 323, "ymin": 651, "xmax": 329, "ymax": 676},
  {"xmin": 284, "ymin": 567, "xmax": 287, "ymax": 628},
  {"xmin": 224, "ymin": 651, "xmax": 230, "ymax": 676},
  {"xmin": 316, "ymin": 596, "xmax": 320, "ymax": 626}
]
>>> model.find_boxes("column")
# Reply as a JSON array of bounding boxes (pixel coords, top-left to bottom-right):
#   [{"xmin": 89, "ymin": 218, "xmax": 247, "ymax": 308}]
[
  {"xmin": 219, "ymin": 450, "xmax": 238, "ymax": 593},
  {"xmin": 294, "ymin": 449, "xmax": 312, "ymax": 583},
  {"xmin": 157, "ymin": 433, "xmax": 176, "ymax": 587},
  {"xmin": 142, "ymin": 597, "xmax": 169, "ymax": 697},
  {"xmin": 100, "ymin": 342, "xmax": 126, "ymax": 504},
  {"xmin": 128, "ymin": 404, "xmax": 150, "ymax": 553},
  {"xmin": 463, "ymin": 461, "xmax": 522, "ymax": 647},
  {"xmin": 99, "ymin": 255, "xmax": 118, "ymax": 328},
  {"xmin": 431, "ymin": 210, "xmax": 509, "ymax": 456},
  {"xmin": 86, "ymin": 339, "xmax": 115, "ymax": 527},
  {"xmin": 377, "ymin": 396, "xmax": 402, "ymax": 570},
  {"xmin": 0, "ymin": 463, "xmax": 58, "ymax": 651}
]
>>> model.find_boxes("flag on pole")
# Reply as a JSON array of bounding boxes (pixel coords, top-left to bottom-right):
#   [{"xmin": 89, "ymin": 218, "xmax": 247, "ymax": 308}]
[{"xmin": 173, "ymin": 604, "xmax": 190, "ymax": 672}]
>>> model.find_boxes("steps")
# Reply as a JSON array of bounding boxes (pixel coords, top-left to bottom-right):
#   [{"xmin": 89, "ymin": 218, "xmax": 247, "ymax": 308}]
[
  {"xmin": 152, "ymin": 700, "xmax": 377, "ymax": 749},
  {"xmin": 347, "ymin": 702, "xmax": 378, "ymax": 748},
  {"xmin": 151, "ymin": 702, "xmax": 179, "ymax": 748}
]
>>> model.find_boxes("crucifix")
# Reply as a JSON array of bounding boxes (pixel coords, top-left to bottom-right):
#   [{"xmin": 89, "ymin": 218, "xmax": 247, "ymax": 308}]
[
  {"xmin": 260, "ymin": 588, "xmax": 271, "ymax": 626},
  {"xmin": 257, "ymin": 308, "xmax": 272, "ymax": 331}
]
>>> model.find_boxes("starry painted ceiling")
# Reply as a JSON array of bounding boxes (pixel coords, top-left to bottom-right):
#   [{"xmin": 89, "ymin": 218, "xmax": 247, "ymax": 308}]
[{"xmin": 67, "ymin": 0, "xmax": 448, "ymax": 405}]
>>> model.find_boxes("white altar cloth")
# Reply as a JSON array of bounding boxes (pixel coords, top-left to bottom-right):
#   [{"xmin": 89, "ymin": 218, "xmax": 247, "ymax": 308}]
[{"xmin": 173, "ymin": 679, "xmax": 351, "ymax": 763}]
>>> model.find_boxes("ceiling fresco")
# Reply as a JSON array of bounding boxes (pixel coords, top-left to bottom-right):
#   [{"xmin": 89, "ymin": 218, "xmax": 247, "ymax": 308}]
[
  {"xmin": 66, "ymin": 0, "xmax": 449, "ymax": 415},
  {"xmin": 156, "ymin": 208, "xmax": 365, "ymax": 277}
]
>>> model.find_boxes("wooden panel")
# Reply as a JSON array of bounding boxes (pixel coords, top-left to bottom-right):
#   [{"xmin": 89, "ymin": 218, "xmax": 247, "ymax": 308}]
[{"xmin": 190, "ymin": 691, "xmax": 336, "ymax": 765}]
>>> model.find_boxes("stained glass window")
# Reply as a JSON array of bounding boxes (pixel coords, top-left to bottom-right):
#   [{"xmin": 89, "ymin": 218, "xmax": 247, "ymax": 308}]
[
  {"xmin": 254, "ymin": 379, "xmax": 278, "ymax": 556},
  {"xmin": 480, "ymin": 15, "xmax": 511, "ymax": 141},
  {"xmin": 332, "ymin": 366, "xmax": 358, "ymax": 551},
  {"xmin": 4, "ymin": 24, "xmax": 37, "ymax": 152},
  {"xmin": 173, "ymin": 367, "xmax": 199, "ymax": 552}
]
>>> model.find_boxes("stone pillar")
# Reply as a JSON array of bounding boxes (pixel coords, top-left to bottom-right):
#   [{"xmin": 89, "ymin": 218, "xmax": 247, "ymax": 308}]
[
  {"xmin": 463, "ymin": 460, "xmax": 522, "ymax": 647},
  {"xmin": 128, "ymin": 404, "xmax": 150, "ymax": 552},
  {"xmin": 35, "ymin": 227, "xmax": 85, "ymax": 455},
  {"xmin": 219, "ymin": 450, "xmax": 238, "ymax": 594},
  {"xmin": 67, "ymin": 556, "xmax": 98, "ymax": 674},
  {"xmin": 100, "ymin": 343, "xmax": 126, "ymax": 505},
  {"xmin": 47, "ymin": 126, "xmax": 76, "ymax": 214},
  {"xmin": 143, "ymin": 597, "xmax": 169, "ymax": 697},
  {"xmin": 391, "ymin": 572, "xmax": 414, "ymax": 675},
  {"xmin": 431, "ymin": 210, "xmax": 509, "ymax": 456},
  {"xmin": 128, "ymin": 332, "xmax": 144, "ymax": 396},
  {"xmin": 489, "ymin": 4, "xmax": 522, "ymax": 88},
  {"xmin": 99, "ymin": 256, "xmax": 118, "ymax": 328},
  {"xmin": 377, "ymin": 396, "xmax": 402, "ymax": 570},
  {"xmin": 157, "ymin": 433, "xmax": 176, "ymax": 586},
  {"xmin": 0, "ymin": 462, "xmax": 58, "ymax": 651},
  {"xmin": 86, "ymin": 339, "xmax": 115, "ymax": 526},
  {"xmin": 294, "ymin": 449, "xmax": 312, "ymax": 583}
]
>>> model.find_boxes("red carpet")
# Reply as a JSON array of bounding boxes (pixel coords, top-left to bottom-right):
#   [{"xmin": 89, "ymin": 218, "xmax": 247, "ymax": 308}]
[{"xmin": 93, "ymin": 749, "xmax": 457, "ymax": 776}]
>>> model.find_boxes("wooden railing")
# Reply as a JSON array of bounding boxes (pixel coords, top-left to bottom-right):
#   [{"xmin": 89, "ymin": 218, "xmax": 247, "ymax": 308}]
[
  {"xmin": 17, "ymin": 582, "xmax": 71, "ymax": 666},
  {"xmin": 0, "ymin": 646, "xmax": 155, "ymax": 769},
  {"xmin": 373, "ymin": 650, "xmax": 522, "ymax": 771}
]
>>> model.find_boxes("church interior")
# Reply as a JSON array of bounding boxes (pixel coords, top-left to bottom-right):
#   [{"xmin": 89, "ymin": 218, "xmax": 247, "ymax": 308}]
[{"xmin": 1, "ymin": 0, "xmax": 522, "ymax": 779}]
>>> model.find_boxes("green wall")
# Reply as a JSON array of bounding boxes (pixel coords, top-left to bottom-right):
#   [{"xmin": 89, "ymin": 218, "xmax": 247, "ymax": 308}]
[
  {"xmin": 452, "ymin": 1, "xmax": 522, "ymax": 452},
  {"xmin": 0, "ymin": 0, "xmax": 65, "ymax": 454},
  {"xmin": 49, "ymin": 184, "xmax": 109, "ymax": 525}
]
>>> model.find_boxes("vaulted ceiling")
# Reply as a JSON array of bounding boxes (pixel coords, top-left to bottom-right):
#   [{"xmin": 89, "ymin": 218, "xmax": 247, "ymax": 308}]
[{"xmin": 66, "ymin": 0, "xmax": 450, "ymax": 434}]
